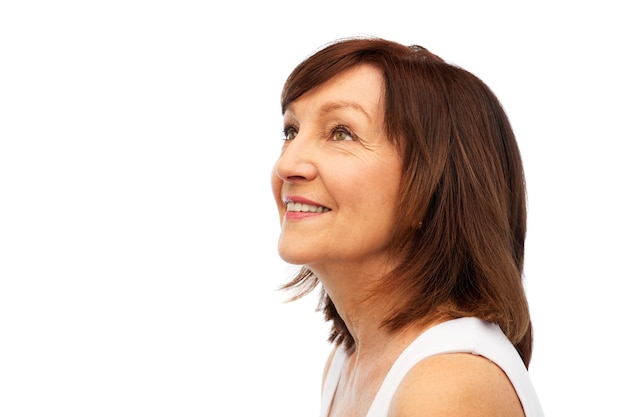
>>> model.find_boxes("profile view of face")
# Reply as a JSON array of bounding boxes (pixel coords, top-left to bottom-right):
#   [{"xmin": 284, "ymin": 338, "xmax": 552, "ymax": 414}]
[{"xmin": 272, "ymin": 64, "xmax": 403, "ymax": 273}]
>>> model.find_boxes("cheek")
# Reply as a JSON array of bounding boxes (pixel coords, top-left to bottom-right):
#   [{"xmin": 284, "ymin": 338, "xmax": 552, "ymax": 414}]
[
  {"xmin": 355, "ymin": 164, "xmax": 403, "ymax": 220},
  {"xmin": 345, "ymin": 164, "xmax": 401, "ymax": 207}
]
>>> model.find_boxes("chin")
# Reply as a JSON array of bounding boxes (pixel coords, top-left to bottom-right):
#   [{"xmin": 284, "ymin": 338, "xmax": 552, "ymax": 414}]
[
  {"xmin": 277, "ymin": 248, "xmax": 310, "ymax": 266},
  {"xmin": 277, "ymin": 239, "xmax": 315, "ymax": 266}
]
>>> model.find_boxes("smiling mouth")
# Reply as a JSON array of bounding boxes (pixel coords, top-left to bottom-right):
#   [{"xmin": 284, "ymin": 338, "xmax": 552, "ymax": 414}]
[{"xmin": 286, "ymin": 202, "xmax": 331, "ymax": 213}]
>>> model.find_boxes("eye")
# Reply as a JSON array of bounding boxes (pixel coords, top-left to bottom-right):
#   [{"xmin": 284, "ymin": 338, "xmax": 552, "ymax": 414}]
[
  {"xmin": 331, "ymin": 125, "xmax": 354, "ymax": 141},
  {"xmin": 282, "ymin": 125, "xmax": 298, "ymax": 141}
]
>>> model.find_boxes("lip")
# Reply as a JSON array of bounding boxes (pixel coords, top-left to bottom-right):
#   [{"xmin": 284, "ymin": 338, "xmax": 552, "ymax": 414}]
[
  {"xmin": 284, "ymin": 195, "xmax": 327, "ymax": 207},
  {"xmin": 283, "ymin": 195, "xmax": 331, "ymax": 220}
]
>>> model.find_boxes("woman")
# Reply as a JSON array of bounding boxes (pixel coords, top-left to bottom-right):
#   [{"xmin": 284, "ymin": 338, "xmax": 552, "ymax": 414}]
[{"xmin": 271, "ymin": 37, "xmax": 544, "ymax": 417}]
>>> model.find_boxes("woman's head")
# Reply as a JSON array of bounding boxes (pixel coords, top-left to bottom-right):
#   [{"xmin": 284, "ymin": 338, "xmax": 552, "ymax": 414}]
[
  {"xmin": 273, "ymin": 64, "xmax": 403, "ymax": 271},
  {"xmin": 277, "ymin": 37, "xmax": 532, "ymax": 366}
]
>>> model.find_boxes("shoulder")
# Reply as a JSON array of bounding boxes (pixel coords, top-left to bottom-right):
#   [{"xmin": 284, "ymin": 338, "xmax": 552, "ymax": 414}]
[{"xmin": 388, "ymin": 353, "xmax": 525, "ymax": 417}]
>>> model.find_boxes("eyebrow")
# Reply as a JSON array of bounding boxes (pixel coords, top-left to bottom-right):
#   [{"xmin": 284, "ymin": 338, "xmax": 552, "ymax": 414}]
[{"xmin": 319, "ymin": 100, "xmax": 373, "ymax": 122}]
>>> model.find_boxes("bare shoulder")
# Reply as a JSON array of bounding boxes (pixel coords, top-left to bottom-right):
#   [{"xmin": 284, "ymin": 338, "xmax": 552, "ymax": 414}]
[{"xmin": 389, "ymin": 353, "xmax": 525, "ymax": 417}]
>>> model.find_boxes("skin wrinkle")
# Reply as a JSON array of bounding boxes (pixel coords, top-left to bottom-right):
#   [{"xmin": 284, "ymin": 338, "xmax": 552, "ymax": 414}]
[{"xmin": 318, "ymin": 100, "xmax": 374, "ymax": 122}]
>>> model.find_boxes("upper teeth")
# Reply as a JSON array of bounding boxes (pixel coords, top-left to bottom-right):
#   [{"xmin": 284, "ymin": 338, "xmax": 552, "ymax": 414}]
[{"xmin": 287, "ymin": 202, "xmax": 330, "ymax": 213}]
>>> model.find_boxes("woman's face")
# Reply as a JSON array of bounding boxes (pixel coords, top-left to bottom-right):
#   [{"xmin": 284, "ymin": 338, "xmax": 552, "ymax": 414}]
[{"xmin": 272, "ymin": 64, "xmax": 403, "ymax": 273}]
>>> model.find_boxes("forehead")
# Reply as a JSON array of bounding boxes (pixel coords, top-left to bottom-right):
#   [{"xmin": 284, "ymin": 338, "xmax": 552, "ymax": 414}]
[{"xmin": 285, "ymin": 64, "xmax": 385, "ymax": 119}]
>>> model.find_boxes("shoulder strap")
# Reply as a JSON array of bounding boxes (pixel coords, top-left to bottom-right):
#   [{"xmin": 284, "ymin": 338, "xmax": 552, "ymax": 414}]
[
  {"xmin": 319, "ymin": 348, "xmax": 347, "ymax": 417},
  {"xmin": 366, "ymin": 317, "xmax": 544, "ymax": 417}
]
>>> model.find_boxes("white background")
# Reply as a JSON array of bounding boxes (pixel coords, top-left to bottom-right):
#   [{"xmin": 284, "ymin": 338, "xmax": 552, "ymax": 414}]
[{"xmin": 1, "ymin": 1, "xmax": 624, "ymax": 416}]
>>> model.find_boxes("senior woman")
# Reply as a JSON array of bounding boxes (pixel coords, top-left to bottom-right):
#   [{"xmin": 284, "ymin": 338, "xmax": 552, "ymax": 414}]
[{"xmin": 271, "ymin": 37, "xmax": 544, "ymax": 417}]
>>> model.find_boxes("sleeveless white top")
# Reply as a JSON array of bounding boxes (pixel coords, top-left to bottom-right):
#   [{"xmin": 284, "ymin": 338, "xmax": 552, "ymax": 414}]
[{"xmin": 319, "ymin": 317, "xmax": 544, "ymax": 417}]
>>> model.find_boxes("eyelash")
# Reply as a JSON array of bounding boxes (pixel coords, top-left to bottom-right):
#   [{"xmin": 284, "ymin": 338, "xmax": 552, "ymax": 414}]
[
  {"xmin": 281, "ymin": 124, "xmax": 356, "ymax": 142},
  {"xmin": 282, "ymin": 125, "xmax": 298, "ymax": 141},
  {"xmin": 330, "ymin": 125, "xmax": 355, "ymax": 141}
]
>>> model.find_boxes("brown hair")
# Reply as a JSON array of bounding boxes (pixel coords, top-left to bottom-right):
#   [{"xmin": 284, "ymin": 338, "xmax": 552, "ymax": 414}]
[{"xmin": 280, "ymin": 37, "xmax": 533, "ymax": 367}]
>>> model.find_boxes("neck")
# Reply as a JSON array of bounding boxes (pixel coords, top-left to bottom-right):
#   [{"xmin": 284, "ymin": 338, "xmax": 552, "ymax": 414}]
[
  {"xmin": 310, "ymin": 258, "xmax": 402, "ymax": 357},
  {"xmin": 310, "ymin": 258, "xmax": 448, "ymax": 360}
]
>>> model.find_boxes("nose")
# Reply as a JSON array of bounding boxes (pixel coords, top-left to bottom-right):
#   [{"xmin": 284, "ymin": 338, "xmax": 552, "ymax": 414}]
[{"xmin": 274, "ymin": 136, "xmax": 318, "ymax": 184}]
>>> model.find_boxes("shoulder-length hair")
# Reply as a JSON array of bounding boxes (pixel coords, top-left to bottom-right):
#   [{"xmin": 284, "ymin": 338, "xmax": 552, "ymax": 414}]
[{"xmin": 280, "ymin": 37, "xmax": 533, "ymax": 367}]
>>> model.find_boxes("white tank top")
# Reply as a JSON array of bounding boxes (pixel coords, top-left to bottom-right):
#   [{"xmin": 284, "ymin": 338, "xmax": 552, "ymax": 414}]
[{"xmin": 319, "ymin": 317, "xmax": 544, "ymax": 417}]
